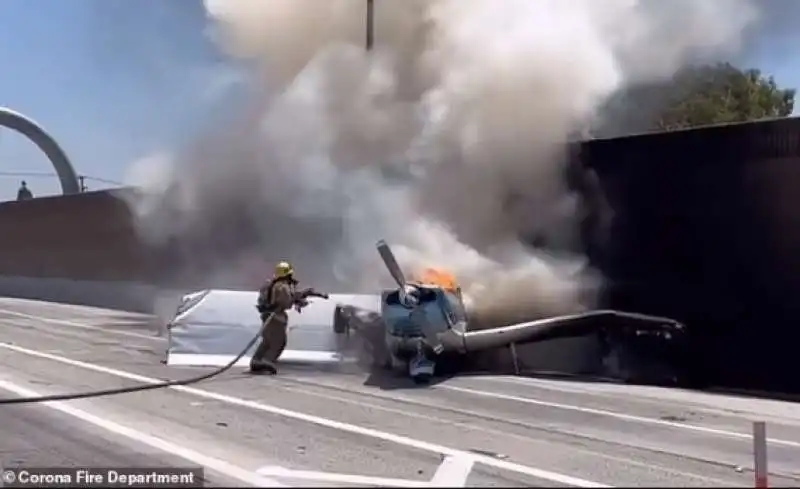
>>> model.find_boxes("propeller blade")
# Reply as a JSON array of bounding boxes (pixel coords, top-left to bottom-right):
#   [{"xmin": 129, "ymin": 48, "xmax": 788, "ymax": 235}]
[{"xmin": 376, "ymin": 239, "xmax": 407, "ymax": 288}]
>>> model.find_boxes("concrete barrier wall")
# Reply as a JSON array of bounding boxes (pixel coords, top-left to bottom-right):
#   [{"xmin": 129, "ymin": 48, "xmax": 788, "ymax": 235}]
[
  {"xmin": 471, "ymin": 336, "xmax": 603, "ymax": 375},
  {"xmin": 0, "ymin": 276, "xmax": 186, "ymax": 322},
  {"xmin": 0, "ymin": 190, "xmax": 188, "ymax": 325}
]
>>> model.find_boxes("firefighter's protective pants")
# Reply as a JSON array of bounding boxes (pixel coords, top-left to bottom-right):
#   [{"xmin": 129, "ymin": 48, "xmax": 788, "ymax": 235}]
[{"xmin": 250, "ymin": 312, "xmax": 288, "ymax": 371}]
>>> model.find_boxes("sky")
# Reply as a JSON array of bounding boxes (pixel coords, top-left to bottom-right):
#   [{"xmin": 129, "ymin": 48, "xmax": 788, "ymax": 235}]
[
  {"xmin": 0, "ymin": 0, "xmax": 798, "ymax": 201},
  {"xmin": 0, "ymin": 0, "xmax": 240, "ymax": 199}
]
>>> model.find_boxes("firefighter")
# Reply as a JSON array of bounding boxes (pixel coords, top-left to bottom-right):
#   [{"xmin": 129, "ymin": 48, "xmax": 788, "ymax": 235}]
[{"xmin": 250, "ymin": 261, "xmax": 298, "ymax": 374}]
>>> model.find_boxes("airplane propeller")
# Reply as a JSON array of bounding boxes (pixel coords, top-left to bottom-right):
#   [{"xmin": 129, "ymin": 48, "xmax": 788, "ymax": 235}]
[
  {"xmin": 376, "ymin": 239, "xmax": 407, "ymax": 289},
  {"xmin": 376, "ymin": 239, "xmax": 444, "ymax": 353}
]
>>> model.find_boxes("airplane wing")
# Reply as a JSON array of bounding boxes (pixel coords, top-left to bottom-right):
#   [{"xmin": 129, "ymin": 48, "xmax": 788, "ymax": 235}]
[{"xmin": 461, "ymin": 310, "xmax": 684, "ymax": 352}]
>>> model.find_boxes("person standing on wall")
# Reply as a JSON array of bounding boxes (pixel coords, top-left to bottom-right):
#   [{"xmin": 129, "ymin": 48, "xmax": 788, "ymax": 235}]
[{"xmin": 16, "ymin": 180, "xmax": 33, "ymax": 201}]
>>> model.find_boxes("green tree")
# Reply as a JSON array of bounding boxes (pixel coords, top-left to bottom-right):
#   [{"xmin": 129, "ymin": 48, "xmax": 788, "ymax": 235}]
[
  {"xmin": 655, "ymin": 62, "xmax": 796, "ymax": 131},
  {"xmin": 594, "ymin": 62, "xmax": 796, "ymax": 137}
]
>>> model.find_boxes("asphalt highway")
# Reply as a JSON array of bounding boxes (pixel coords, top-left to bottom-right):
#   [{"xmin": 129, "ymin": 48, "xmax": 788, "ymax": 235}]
[{"xmin": 1, "ymin": 297, "xmax": 799, "ymax": 487}]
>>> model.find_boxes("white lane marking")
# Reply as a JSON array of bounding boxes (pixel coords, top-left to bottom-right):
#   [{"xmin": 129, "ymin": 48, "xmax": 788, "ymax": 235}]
[
  {"xmin": 481, "ymin": 376, "xmax": 800, "ymax": 421},
  {"xmin": 0, "ymin": 342, "xmax": 609, "ymax": 488},
  {"xmin": 0, "ymin": 379, "xmax": 285, "ymax": 488},
  {"xmin": 276, "ymin": 378, "xmax": 730, "ymax": 483},
  {"xmin": 0, "ymin": 308, "xmax": 159, "ymax": 341},
  {"xmin": 438, "ymin": 385, "xmax": 800, "ymax": 449},
  {"xmin": 429, "ymin": 456, "xmax": 475, "ymax": 487},
  {"xmin": 256, "ymin": 466, "xmax": 428, "ymax": 487},
  {"xmin": 167, "ymin": 352, "xmax": 345, "ymax": 366}
]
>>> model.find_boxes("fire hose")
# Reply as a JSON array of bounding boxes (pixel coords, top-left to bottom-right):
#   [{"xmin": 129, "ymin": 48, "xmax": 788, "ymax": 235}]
[{"xmin": 0, "ymin": 313, "xmax": 275, "ymax": 405}]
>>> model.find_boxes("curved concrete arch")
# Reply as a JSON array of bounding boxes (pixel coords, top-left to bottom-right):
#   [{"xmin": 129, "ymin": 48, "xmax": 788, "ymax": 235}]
[{"xmin": 0, "ymin": 107, "xmax": 81, "ymax": 195}]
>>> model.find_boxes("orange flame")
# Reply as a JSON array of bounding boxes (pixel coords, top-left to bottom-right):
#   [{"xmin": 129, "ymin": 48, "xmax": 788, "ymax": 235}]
[{"xmin": 412, "ymin": 267, "xmax": 460, "ymax": 292}]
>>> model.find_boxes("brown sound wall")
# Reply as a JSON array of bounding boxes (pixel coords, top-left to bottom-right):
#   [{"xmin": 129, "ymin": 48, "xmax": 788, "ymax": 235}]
[
  {"xmin": 0, "ymin": 189, "xmax": 154, "ymax": 283},
  {"xmin": 0, "ymin": 188, "xmax": 307, "ymax": 293}
]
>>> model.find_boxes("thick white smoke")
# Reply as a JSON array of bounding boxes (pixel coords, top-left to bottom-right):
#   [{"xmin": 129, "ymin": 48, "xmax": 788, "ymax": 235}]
[{"xmin": 125, "ymin": 0, "xmax": 758, "ymax": 324}]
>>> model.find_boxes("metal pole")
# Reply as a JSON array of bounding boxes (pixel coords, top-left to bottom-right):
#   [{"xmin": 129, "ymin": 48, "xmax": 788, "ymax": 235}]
[
  {"xmin": 509, "ymin": 342, "xmax": 520, "ymax": 375},
  {"xmin": 365, "ymin": 0, "xmax": 374, "ymax": 51},
  {"xmin": 753, "ymin": 421, "xmax": 768, "ymax": 488}
]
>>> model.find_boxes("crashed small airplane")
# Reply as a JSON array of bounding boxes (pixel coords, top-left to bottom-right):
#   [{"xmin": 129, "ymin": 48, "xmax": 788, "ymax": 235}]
[
  {"xmin": 163, "ymin": 240, "xmax": 686, "ymax": 386},
  {"xmin": 331, "ymin": 240, "xmax": 687, "ymax": 384}
]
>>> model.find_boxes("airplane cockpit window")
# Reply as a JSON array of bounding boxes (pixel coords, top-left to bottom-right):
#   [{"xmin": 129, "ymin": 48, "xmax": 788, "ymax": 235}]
[
  {"xmin": 443, "ymin": 290, "xmax": 467, "ymax": 322},
  {"xmin": 385, "ymin": 288, "xmax": 438, "ymax": 305},
  {"xmin": 418, "ymin": 289, "xmax": 438, "ymax": 302},
  {"xmin": 385, "ymin": 291, "xmax": 402, "ymax": 305}
]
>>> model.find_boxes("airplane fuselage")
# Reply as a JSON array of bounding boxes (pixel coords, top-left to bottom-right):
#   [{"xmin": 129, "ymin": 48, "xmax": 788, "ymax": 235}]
[
  {"xmin": 331, "ymin": 239, "xmax": 688, "ymax": 386},
  {"xmin": 380, "ymin": 286, "xmax": 468, "ymax": 382}
]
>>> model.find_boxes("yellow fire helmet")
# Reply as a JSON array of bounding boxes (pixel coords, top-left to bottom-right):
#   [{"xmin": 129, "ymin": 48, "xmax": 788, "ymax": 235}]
[{"xmin": 274, "ymin": 261, "xmax": 294, "ymax": 278}]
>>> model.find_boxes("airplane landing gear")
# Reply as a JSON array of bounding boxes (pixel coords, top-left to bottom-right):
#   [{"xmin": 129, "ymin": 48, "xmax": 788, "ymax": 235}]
[
  {"xmin": 409, "ymin": 343, "xmax": 435, "ymax": 385},
  {"xmin": 333, "ymin": 305, "xmax": 349, "ymax": 334},
  {"xmin": 412, "ymin": 373, "xmax": 432, "ymax": 385}
]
